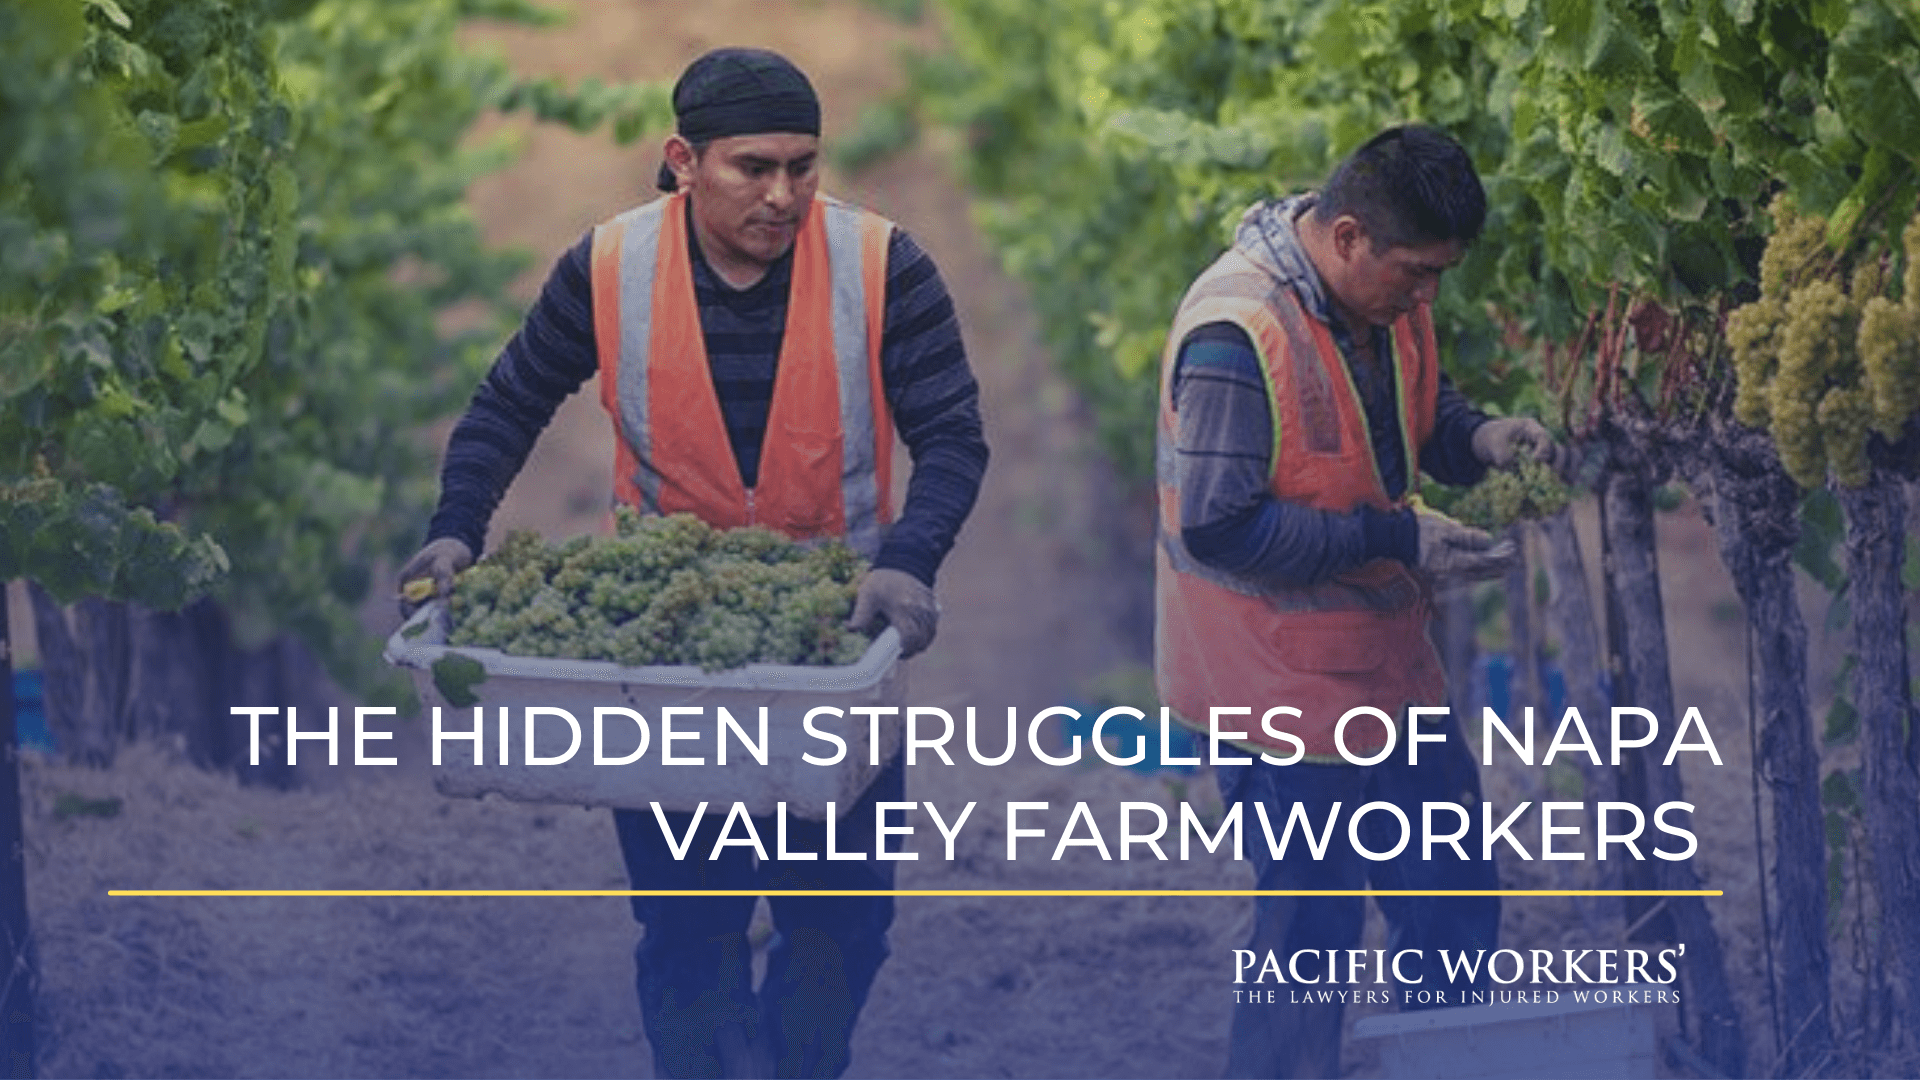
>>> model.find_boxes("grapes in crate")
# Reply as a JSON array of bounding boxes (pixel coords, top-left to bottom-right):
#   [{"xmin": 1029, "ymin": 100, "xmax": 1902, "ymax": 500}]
[{"xmin": 445, "ymin": 508, "xmax": 872, "ymax": 671}]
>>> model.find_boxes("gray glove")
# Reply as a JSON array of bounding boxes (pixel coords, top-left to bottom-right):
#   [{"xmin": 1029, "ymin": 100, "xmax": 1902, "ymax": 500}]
[
  {"xmin": 1472, "ymin": 416, "xmax": 1568, "ymax": 474},
  {"xmin": 1416, "ymin": 509, "xmax": 1517, "ymax": 583},
  {"xmin": 397, "ymin": 537, "xmax": 473, "ymax": 616},
  {"xmin": 847, "ymin": 567, "xmax": 939, "ymax": 659}
]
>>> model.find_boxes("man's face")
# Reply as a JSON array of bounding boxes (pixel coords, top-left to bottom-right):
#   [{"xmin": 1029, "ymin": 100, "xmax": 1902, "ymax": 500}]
[
  {"xmin": 672, "ymin": 132, "xmax": 820, "ymax": 277},
  {"xmin": 1326, "ymin": 217, "xmax": 1465, "ymax": 328}
]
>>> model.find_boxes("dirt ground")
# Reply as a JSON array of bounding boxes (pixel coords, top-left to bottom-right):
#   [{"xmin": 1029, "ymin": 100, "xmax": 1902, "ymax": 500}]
[{"xmin": 12, "ymin": 2, "xmax": 1885, "ymax": 1077}]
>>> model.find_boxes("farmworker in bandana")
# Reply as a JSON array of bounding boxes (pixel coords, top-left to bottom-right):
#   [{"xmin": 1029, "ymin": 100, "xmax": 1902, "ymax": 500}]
[
  {"xmin": 1154, "ymin": 125, "xmax": 1564, "ymax": 1078},
  {"xmin": 398, "ymin": 47, "xmax": 988, "ymax": 1078}
]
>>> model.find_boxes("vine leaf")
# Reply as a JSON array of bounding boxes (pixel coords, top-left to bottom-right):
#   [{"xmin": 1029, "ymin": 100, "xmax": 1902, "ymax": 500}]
[
  {"xmin": 1827, "ymin": 3, "xmax": 1920, "ymax": 155},
  {"xmin": 1633, "ymin": 83, "xmax": 1715, "ymax": 155},
  {"xmin": 430, "ymin": 653, "xmax": 487, "ymax": 709},
  {"xmin": 82, "ymin": 0, "xmax": 132, "ymax": 30}
]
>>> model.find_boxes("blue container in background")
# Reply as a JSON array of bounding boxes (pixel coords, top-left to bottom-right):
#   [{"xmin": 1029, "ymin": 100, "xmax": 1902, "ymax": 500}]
[
  {"xmin": 1478, "ymin": 652, "xmax": 1611, "ymax": 719},
  {"xmin": 1057, "ymin": 702, "xmax": 1198, "ymax": 775},
  {"xmin": 12, "ymin": 669, "xmax": 56, "ymax": 752}
]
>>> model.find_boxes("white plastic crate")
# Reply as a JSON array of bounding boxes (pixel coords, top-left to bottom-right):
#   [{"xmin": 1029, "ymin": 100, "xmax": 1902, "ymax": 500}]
[
  {"xmin": 383, "ymin": 604, "xmax": 904, "ymax": 819},
  {"xmin": 1351, "ymin": 994, "xmax": 1657, "ymax": 1079}
]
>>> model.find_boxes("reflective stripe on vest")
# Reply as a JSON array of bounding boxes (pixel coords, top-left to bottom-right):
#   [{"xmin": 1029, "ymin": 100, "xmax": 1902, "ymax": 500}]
[
  {"xmin": 1153, "ymin": 246, "xmax": 1446, "ymax": 759},
  {"xmin": 588, "ymin": 193, "xmax": 894, "ymax": 557}
]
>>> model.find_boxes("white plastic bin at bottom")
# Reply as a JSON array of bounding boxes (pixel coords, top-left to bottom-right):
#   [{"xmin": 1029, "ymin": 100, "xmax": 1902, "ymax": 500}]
[
  {"xmin": 383, "ymin": 604, "xmax": 904, "ymax": 820},
  {"xmin": 1351, "ymin": 994, "xmax": 1657, "ymax": 1079}
]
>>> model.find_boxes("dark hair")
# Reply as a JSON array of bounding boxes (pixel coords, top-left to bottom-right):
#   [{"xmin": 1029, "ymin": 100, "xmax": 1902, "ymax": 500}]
[{"xmin": 1312, "ymin": 125, "xmax": 1485, "ymax": 250}]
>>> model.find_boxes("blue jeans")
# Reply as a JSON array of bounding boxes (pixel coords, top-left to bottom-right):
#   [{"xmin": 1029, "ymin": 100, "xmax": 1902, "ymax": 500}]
[
  {"xmin": 1213, "ymin": 708, "xmax": 1499, "ymax": 1078},
  {"xmin": 612, "ymin": 752, "xmax": 904, "ymax": 1079}
]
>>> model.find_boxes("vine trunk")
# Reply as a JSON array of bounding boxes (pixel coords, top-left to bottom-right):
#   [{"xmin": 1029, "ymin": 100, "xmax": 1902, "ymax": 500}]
[
  {"xmin": 1598, "ymin": 452, "xmax": 1746, "ymax": 1079},
  {"xmin": 1701, "ymin": 427, "xmax": 1833, "ymax": 1073},
  {"xmin": 28, "ymin": 587, "xmax": 314, "ymax": 786},
  {"xmin": 1837, "ymin": 471, "xmax": 1920, "ymax": 1046}
]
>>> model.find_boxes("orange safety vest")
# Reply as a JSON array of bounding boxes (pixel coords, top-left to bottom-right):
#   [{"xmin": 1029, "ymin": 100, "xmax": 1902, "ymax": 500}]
[
  {"xmin": 1154, "ymin": 247, "xmax": 1447, "ymax": 760},
  {"xmin": 587, "ymin": 192, "xmax": 895, "ymax": 556}
]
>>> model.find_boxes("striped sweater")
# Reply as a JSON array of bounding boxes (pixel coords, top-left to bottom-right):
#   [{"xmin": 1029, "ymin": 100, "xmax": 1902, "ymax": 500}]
[{"xmin": 426, "ymin": 205, "xmax": 988, "ymax": 586}]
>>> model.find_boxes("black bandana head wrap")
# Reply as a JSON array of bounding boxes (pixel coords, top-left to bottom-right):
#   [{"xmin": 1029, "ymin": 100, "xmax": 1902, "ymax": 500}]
[{"xmin": 656, "ymin": 48, "xmax": 822, "ymax": 192}]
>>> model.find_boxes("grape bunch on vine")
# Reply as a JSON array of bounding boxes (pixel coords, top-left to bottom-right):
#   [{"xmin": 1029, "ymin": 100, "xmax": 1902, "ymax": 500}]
[
  {"xmin": 1449, "ymin": 455, "xmax": 1572, "ymax": 531},
  {"xmin": 1726, "ymin": 195, "xmax": 1920, "ymax": 488}
]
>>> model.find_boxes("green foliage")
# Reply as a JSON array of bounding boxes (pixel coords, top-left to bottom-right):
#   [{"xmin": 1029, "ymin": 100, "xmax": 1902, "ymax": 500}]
[
  {"xmin": 1792, "ymin": 485, "xmax": 1847, "ymax": 591},
  {"xmin": 858, "ymin": 0, "xmax": 926, "ymax": 24},
  {"xmin": 430, "ymin": 652, "xmax": 487, "ymax": 708},
  {"xmin": 912, "ymin": 0, "xmax": 1556, "ymax": 477},
  {"xmin": 1081, "ymin": 663, "xmax": 1159, "ymax": 711},
  {"xmin": 50, "ymin": 792, "xmax": 124, "ymax": 821},
  {"xmin": 916, "ymin": 0, "xmax": 1920, "ymax": 474},
  {"xmin": 1823, "ymin": 656, "xmax": 1859, "ymax": 746},
  {"xmin": 446, "ymin": 510, "xmax": 874, "ymax": 672},
  {"xmin": 1, "ymin": 0, "xmax": 671, "ymax": 700},
  {"xmin": 831, "ymin": 97, "xmax": 921, "ymax": 173},
  {"xmin": 494, "ymin": 75, "xmax": 674, "ymax": 143},
  {"xmin": 0, "ymin": 477, "xmax": 227, "ymax": 608},
  {"xmin": 1650, "ymin": 483, "xmax": 1687, "ymax": 513},
  {"xmin": 1820, "ymin": 765, "xmax": 1862, "ymax": 920}
]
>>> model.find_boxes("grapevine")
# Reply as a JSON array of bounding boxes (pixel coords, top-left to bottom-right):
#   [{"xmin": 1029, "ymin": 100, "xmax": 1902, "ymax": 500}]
[
  {"xmin": 446, "ymin": 509, "xmax": 873, "ymax": 671},
  {"xmin": 1856, "ymin": 211, "xmax": 1920, "ymax": 440},
  {"xmin": 1450, "ymin": 455, "xmax": 1571, "ymax": 531},
  {"xmin": 1859, "ymin": 297, "xmax": 1919, "ymax": 439},
  {"xmin": 2, "ymin": 0, "xmax": 674, "ymax": 701},
  {"xmin": 911, "ymin": 1, "xmax": 1920, "ymax": 1072},
  {"xmin": 1726, "ymin": 197, "xmax": 1920, "ymax": 488}
]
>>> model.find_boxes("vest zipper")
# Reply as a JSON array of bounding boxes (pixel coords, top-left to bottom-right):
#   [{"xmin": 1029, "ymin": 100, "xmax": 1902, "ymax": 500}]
[{"xmin": 745, "ymin": 487, "xmax": 756, "ymax": 526}]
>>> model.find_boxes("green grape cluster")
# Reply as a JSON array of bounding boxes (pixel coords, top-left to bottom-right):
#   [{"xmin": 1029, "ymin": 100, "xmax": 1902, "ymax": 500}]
[
  {"xmin": 445, "ymin": 509, "xmax": 872, "ymax": 671},
  {"xmin": 1452, "ymin": 455, "xmax": 1572, "ymax": 531},
  {"xmin": 1856, "ymin": 211, "xmax": 1920, "ymax": 445},
  {"xmin": 1727, "ymin": 197, "xmax": 1920, "ymax": 488}
]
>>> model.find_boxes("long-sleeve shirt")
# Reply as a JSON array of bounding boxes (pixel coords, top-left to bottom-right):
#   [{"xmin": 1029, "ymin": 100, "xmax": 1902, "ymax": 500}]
[
  {"xmin": 426, "ymin": 207, "xmax": 988, "ymax": 586},
  {"xmin": 1170, "ymin": 195, "xmax": 1489, "ymax": 588}
]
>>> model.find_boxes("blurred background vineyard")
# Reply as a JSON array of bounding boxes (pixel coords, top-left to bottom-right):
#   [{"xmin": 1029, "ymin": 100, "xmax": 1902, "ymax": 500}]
[{"xmin": 5, "ymin": 0, "xmax": 1920, "ymax": 1076}]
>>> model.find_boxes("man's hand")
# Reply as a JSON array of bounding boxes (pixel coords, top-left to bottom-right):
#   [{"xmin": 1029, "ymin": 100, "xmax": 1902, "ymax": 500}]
[
  {"xmin": 396, "ymin": 537, "xmax": 473, "ymax": 616},
  {"xmin": 1417, "ymin": 508, "xmax": 1517, "ymax": 583},
  {"xmin": 846, "ymin": 568, "xmax": 939, "ymax": 659},
  {"xmin": 1472, "ymin": 417, "xmax": 1569, "ymax": 474}
]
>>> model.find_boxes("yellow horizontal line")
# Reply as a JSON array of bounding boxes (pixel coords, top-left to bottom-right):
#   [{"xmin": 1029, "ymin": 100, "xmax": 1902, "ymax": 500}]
[{"xmin": 109, "ymin": 889, "xmax": 1722, "ymax": 898}]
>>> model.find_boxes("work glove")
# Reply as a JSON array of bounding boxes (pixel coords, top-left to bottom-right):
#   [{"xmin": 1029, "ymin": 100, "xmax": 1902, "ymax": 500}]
[
  {"xmin": 846, "ymin": 567, "xmax": 939, "ymax": 659},
  {"xmin": 1471, "ymin": 416, "xmax": 1571, "ymax": 476},
  {"xmin": 1416, "ymin": 508, "xmax": 1518, "ymax": 583},
  {"xmin": 396, "ymin": 537, "xmax": 473, "ymax": 616}
]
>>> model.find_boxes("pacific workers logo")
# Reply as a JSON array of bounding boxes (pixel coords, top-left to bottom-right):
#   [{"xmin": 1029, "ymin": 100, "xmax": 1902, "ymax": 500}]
[{"xmin": 1230, "ymin": 945, "xmax": 1687, "ymax": 1006}]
